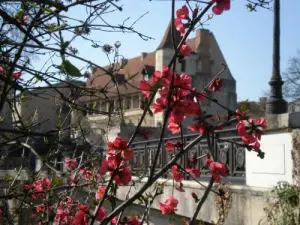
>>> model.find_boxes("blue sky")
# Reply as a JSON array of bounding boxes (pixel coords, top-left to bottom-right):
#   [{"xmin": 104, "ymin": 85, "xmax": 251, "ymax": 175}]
[{"xmin": 33, "ymin": 0, "xmax": 300, "ymax": 102}]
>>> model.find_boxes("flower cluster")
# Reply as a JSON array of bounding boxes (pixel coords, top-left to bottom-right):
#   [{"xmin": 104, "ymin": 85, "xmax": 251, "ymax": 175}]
[
  {"xmin": 236, "ymin": 113, "xmax": 267, "ymax": 151},
  {"xmin": 99, "ymin": 137, "xmax": 133, "ymax": 185},
  {"xmin": 54, "ymin": 196, "xmax": 81, "ymax": 224},
  {"xmin": 24, "ymin": 177, "xmax": 51, "ymax": 199},
  {"xmin": 140, "ymin": 66, "xmax": 207, "ymax": 134}
]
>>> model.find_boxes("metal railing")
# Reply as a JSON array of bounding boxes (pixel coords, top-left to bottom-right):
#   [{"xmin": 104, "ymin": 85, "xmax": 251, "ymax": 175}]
[{"xmin": 130, "ymin": 128, "xmax": 246, "ymax": 184}]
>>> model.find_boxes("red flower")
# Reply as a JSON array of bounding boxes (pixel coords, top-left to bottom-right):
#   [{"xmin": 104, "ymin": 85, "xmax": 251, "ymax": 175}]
[
  {"xmin": 235, "ymin": 109, "xmax": 245, "ymax": 121},
  {"xmin": 113, "ymin": 167, "xmax": 132, "ymax": 185},
  {"xmin": 179, "ymin": 44, "xmax": 191, "ymax": 56},
  {"xmin": 212, "ymin": 0, "xmax": 230, "ymax": 15},
  {"xmin": 192, "ymin": 8, "xmax": 199, "ymax": 18},
  {"xmin": 208, "ymin": 78, "xmax": 223, "ymax": 92},
  {"xmin": 171, "ymin": 165, "xmax": 184, "ymax": 182},
  {"xmin": 99, "ymin": 159, "xmax": 108, "ymax": 175},
  {"xmin": 74, "ymin": 210, "xmax": 88, "ymax": 225},
  {"xmin": 207, "ymin": 159, "xmax": 227, "ymax": 182},
  {"xmin": 12, "ymin": 71, "xmax": 22, "ymax": 80},
  {"xmin": 159, "ymin": 196, "xmax": 179, "ymax": 215},
  {"xmin": 108, "ymin": 136, "xmax": 127, "ymax": 150},
  {"xmin": 140, "ymin": 129, "xmax": 152, "ymax": 140},
  {"xmin": 121, "ymin": 148, "xmax": 134, "ymax": 161},
  {"xmin": 176, "ymin": 5, "xmax": 189, "ymax": 19},
  {"xmin": 96, "ymin": 186, "xmax": 106, "ymax": 200},
  {"xmin": 164, "ymin": 141, "xmax": 182, "ymax": 151}
]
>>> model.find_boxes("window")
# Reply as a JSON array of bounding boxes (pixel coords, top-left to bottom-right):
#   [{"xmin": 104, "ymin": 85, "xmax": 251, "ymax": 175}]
[
  {"xmin": 181, "ymin": 60, "xmax": 186, "ymax": 72},
  {"xmin": 123, "ymin": 97, "xmax": 131, "ymax": 110},
  {"xmin": 132, "ymin": 95, "xmax": 140, "ymax": 108},
  {"xmin": 89, "ymin": 103, "xmax": 93, "ymax": 115},
  {"xmin": 83, "ymin": 104, "xmax": 87, "ymax": 116},
  {"xmin": 100, "ymin": 101, "xmax": 107, "ymax": 112}
]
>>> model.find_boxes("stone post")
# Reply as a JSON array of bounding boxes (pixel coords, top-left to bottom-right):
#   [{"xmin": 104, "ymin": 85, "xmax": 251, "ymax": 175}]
[{"xmin": 265, "ymin": 0, "xmax": 288, "ymax": 114}]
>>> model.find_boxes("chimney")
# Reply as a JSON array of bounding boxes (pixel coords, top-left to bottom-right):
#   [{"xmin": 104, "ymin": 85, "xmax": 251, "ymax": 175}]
[
  {"xmin": 195, "ymin": 29, "xmax": 211, "ymax": 57},
  {"xmin": 259, "ymin": 97, "xmax": 267, "ymax": 111},
  {"xmin": 141, "ymin": 52, "xmax": 147, "ymax": 61}
]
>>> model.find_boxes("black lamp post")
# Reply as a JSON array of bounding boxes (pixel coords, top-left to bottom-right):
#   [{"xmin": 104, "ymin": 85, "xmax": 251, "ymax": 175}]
[{"xmin": 265, "ymin": 0, "xmax": 288, "ymax": 114}]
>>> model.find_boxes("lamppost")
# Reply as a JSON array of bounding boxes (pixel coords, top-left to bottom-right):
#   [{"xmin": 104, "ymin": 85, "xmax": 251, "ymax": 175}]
[{"xmin": 265, "ymin": 0, "xmax": 288, "ymax": 114}]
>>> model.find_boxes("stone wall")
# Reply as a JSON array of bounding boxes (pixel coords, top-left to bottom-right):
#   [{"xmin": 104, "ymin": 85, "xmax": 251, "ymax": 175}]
[
  {"xmin": 292, "ymin": 129, "xmax": 300, "ymax": 185},
  {"xmin": 116, "ymin": 178, "xmax": 272, "ymax": 225}
]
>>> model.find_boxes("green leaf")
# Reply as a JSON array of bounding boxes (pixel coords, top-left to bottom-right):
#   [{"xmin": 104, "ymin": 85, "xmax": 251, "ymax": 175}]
[
  {"xmin": 20, "ymin": 2, "xmax": 26, "ymax": 10},
  {"xmin": 60, "ymin": 60, "xmax": 82, "ymax": 77},
  {"xmin": 51, "ymin": 176, "xmax": 63, "ymax": 187},
  {"xmin": 240, "ymin": 99, "xmax": 249, "ymax": 112},
  {"xmin": 20, "ymin": 94, "xmax": 27, "ymax": 102},
  {"xmin": 49, "ymin": 24, "xmax": 67, "ymax": 33},
  {"xmin": 15, "ymin": 10, "xmax": 24, "ymax": 19},
  {"xmin": 34, "ymin": 73, "xmax": 42, "ymax": 82},
  {"xmin": 92, "ymin": 102, "xmax": 97, "ymax": 109}
]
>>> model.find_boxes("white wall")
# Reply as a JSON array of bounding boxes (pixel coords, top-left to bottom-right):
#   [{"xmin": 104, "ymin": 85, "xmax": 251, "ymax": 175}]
[{"xmin": 246, "ymin": 132, "xmax": 293, "ymax": 188}]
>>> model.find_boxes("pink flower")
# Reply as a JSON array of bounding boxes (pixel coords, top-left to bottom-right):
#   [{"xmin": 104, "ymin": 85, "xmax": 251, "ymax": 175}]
[
  {"xmin": 171, "ymin": 165, "xmax": 184, "ymax": 182},
  {"xmin": 139, "ymin": 80, "xmax": 152, "ymax": 99},
  {"xmin": 174, "ymin": 18, "xmax": 185, "ymax": 36},
  {"xmin": 127, "ymin": 216, "xmax": 141, "ymax": 225},
  {"xmin": 212, "ymin": 0, "xmax": 230, "ymax": 15},
  {"xmin": 159, "ymin": 196, "xmax": 179, "ymax": 215},
  {"xmin": 64, "ymin": 157, "xmax": 78, "ymax": 170},
  {"xmin": 16, "ymin": 15, "xmax": 28, "ymax": 24},
  {"xmin": 0, "ymin": 66, "xmax": 3, "ymax": 74},
  {"xmin": 180, "ymin": 44, "xmax": 191, "ymax": 56},
  {"xmin": 94, "ymin": 206, "xmax": 106, "ymax": 222},
  {"xmin": 168, "ymin": 121, "xmax": 181, "ymax": 134},
  {"xmin": 176, "ymin": 5, "xmax": 189, "ymax": 19},
  {"xmin": 111, "ymin": 217, "xmax": 118, "ymax": 224},
  {"xmin": 96, "ymin": 186, "xmax": 106, "ymax": 200},
  {"xmin": 35, "ymin": 204, "xmax": 45, "ymax": 213},
  {"xmin": 207, "ymin": 159, "xmax": 227, "ymax": 182}
]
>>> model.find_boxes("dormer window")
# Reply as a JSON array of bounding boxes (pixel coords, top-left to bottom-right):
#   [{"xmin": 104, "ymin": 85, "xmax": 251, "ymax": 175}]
[
  {"xmin": 143, "ymin": 73, "xmax": 150, "ymax": 81},
  {"xmin": 142, "ymin": 68, "xmax": 153, "ymax": 81}
]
